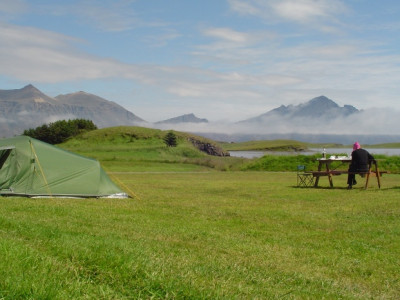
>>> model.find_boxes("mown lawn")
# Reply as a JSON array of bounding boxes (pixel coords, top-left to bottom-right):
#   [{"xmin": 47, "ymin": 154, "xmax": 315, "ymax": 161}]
[{"xmin": 0, "ymin": 171, "xmax": 399, "ymax": 299}]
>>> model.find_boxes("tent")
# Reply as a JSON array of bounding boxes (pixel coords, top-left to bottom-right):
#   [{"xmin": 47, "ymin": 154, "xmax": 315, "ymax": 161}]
[{"xmin": 0, "ymin": 136, "xmax": 128, "ymax": 198}]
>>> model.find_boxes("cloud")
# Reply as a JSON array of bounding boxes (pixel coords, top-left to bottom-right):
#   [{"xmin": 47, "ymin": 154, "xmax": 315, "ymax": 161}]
[
  {"xmin": 0, "ymin": 23, "xmax": 133, "ymax": 82},
  {"xmin": 73, "ymin": 0, "xmax": 140, "ymax": 32},
  {"xmin": 202, "ymin": 27, "xmax": 254, "ymax": 43},
  {"xmin": 0, "ymin": 0, "xmax": 27, "ymax": 16},
  {"xmin": 201, "ymin": 26, "xmax": 275, "ymax": 46},
  {"xmin": 142, "ymin": 29, "xmax": 182, "ymax": 47},
  {"xmin": 228, "ymin": 0, "xmax": 348, "ymax": 25},
  {"xmin": 34, "ymin": 0, "xmax": 142, "ymax": 32},
  {"xmin": 149, "ymin": 107, "xmax": 400, "ymax": 138},
  {"xmin": 194, "ymin": 27, "xmax": 278, "ymax": 69},
  {"xmin": 271, "ymin": 0, "xmax": 347, "ymax": 23}
]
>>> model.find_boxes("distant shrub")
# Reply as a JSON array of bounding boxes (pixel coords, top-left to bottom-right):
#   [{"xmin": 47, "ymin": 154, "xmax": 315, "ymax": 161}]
[
  {"xmin": 23, "ymin": 119, "xmax": 97, "ymax": 144},
  {"xmin": 374, "ymin": 155, "xmax": 400, "ymax": 173},
  {"xmin": 242, "ymin": 155, "xmax": 321, "ymax": 172},
  {"xmin": 163, "ymin": 131, "xmax": 178, "ymax": 147}
]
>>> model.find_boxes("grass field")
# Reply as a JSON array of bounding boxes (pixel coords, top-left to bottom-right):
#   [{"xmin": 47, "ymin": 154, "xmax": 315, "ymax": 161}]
[
  {"xmin": 1, "ymin": 171, "xmax": 400, "ymax": 299},
  {"xmin": 1, "ymin": 127, "xmax": 400, "ymax": 299}
]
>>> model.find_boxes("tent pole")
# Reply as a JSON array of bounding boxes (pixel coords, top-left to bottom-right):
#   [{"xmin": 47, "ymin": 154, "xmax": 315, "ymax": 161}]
[{"xmin": 29, "ymin": 140, "xmax": 54, "ymax": 199}]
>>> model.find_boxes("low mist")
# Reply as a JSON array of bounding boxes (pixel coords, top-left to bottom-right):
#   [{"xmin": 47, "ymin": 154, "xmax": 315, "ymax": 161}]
[{"xmin": 151, "ymin": 108, "xmax": 400, "ymax": 144}]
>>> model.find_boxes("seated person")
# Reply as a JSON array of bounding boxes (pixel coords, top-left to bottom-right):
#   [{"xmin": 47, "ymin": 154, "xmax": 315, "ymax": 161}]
[{"xmin": 347, "ymin": 142, "xmax": 374, "ymax": 189}]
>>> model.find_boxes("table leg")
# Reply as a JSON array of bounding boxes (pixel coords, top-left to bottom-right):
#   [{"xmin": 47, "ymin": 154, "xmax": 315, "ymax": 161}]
[
  {"xmin": 314, "ymin": 162, "xmax": 322, "ymax": 187},
  {"xmin": 365, "ymin": 165, "xmax": 371, "ymax": 189},
  {"xmin": 375, "ymin": 161, "xmax": 381, "ymax": 188},
  {"xmin": 326, "ymin": 163, "xmax": 333, "ymax": 187}
]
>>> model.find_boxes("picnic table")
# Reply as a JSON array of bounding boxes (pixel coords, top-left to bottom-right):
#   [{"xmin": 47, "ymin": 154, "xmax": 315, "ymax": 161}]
[{"xmin": 312, "ymin": 156, "xmax": 384, "ymax": 189}]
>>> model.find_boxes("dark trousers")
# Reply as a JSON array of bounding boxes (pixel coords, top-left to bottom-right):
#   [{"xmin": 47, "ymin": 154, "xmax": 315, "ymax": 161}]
[
  {"xmin": 347, "ymin": 173, "xmax": 357, "ymax": 185},
  {"xmin": 347, "ymin": 166, "xmax": 368, "ymax": 185}
]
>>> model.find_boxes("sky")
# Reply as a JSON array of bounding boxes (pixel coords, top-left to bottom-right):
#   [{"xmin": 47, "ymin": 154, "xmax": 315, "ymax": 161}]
[{"xmin": 1, "ymin": 0, "xmax": 400, "ymax": 126}]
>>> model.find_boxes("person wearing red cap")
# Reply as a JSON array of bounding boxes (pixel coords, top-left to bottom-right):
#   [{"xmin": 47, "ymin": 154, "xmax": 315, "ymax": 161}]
[{"xmin": 347, "ymin": 142, "xmax": 374, "ymax": 189}]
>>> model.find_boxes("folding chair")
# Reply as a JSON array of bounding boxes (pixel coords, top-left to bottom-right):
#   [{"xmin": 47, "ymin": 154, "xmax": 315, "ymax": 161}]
[{"xmin": 297, "ymin": 165, "xmax": 314, "ymax": 187}]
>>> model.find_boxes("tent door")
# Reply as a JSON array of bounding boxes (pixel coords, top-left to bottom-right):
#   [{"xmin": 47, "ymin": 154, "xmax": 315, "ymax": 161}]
[
  {"xmin": 0, "ymin": 147, "xmax": 17, "ymax": 191},
  {"xmin": 0, "ymin": 149, "xmax": 12, "ymax": 168}
]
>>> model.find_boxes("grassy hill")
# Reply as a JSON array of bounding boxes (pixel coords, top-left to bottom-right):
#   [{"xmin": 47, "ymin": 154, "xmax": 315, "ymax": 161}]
[{"xmin": 60, "ymin": 126, "xmax": 244, "ymax": 172}]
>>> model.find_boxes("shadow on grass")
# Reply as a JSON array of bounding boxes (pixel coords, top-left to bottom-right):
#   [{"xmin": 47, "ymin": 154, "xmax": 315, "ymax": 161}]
[
  {"xmin": 383, "ymin": 186, "xmax": 400, "ymax": 190},
  {"xmin": 292, "ymin": 186, "xmax": 334, "ymax": 190},
  {"xmin": 291, "ymin": 185, "xmax": 393, "ymax": 190}
]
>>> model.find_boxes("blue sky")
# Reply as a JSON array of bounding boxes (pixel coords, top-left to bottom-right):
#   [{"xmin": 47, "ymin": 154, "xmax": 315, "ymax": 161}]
[{"xmin": 1, "ymin": 0, "xmax": 400, "ymax": 124}]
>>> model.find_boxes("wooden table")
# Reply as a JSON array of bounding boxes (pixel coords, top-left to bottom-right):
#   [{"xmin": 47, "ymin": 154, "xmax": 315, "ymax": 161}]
[{"xmin": 312, "ymin": 157, "xmax": 382, "ymax": 189}]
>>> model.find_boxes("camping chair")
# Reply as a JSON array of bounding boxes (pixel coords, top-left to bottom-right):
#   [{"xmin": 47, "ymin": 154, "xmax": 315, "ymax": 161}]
[{"xmin": 297, "ymin": 165, "xmax": 314, "ymax": 187}]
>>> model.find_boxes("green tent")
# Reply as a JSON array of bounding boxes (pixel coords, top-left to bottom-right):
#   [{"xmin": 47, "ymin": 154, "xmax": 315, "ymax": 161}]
[{"xmin": 0, "ymin": 136, "xmax": 128, "ymax": 198}]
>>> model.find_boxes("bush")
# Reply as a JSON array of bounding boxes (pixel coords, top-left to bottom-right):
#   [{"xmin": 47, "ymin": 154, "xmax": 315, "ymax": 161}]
[
  {"xmin": 23, "ymin": 119, "xmax": 97, "ymax": 144},
  {"xmin": 242, "ymin": 154, "xmax": 321, "ymax": 172},
  {"xmin": 163, "ymin": 131, "xmax": 178, "ymax": 147}
]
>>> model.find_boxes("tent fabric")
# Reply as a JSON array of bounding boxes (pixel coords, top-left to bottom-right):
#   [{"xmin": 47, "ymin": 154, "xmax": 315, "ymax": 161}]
[{"xmin": 0, "ymin": 136, "xmax": 128, "ymax": 198}]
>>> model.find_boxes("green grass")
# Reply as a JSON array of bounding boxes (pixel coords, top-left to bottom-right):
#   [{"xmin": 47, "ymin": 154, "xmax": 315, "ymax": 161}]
[
  {"xmin": 1, "ymin": 172, "xmax": 400, "ymax": 299},
  {"xmin": 220, "ymin": 139, "xmax": 309, "ymax": 151},
  {"xmin": 1, "ymin": 127, "xmax": 400, "ymax": 298}
]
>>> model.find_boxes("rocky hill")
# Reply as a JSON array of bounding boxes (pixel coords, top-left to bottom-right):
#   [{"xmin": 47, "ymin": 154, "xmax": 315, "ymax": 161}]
[{"xmin": 0, "ymin": 84, "xmax": 145, "ymax": 137}]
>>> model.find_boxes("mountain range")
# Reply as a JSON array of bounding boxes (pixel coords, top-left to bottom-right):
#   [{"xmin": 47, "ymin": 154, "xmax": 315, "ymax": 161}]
[
  {"xmin": 0, "ymin": 84, "xmax": 398, "ymax": 144},
  {"xmin": 0, "ymin": 84, "xmax": 144, "ymax": 137}
]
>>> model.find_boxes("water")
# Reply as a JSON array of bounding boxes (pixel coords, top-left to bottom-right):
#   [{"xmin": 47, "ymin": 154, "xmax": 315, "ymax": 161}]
[{"xmin": 229, "ymin": 148, "xmax": 400, "ymax": 159}]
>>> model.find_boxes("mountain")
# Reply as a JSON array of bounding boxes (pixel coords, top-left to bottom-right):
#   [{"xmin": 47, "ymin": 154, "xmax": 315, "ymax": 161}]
[
  {"xmin": 240, "ymin": 96, "xmax": 359, "ymax": 123},
  {"xmin": 156, "ymin": 113, "xmax": 208, "ymax": 124},
  {"xmin": 55, "ymin": 91, "xmax": 145, "ymax": 128},
  {"xmin": 0, "ymin": 84, "xmax": 145, "ymax": 137},
  {"xmin": 0, "ymin": 84, "xmax": 59, "ymax": 105}
]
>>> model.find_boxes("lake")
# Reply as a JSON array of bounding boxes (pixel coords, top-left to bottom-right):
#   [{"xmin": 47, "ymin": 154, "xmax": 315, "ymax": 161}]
[{"xmin": 229, "ymin": 148, "xmax": 400, "ymax": 159}]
